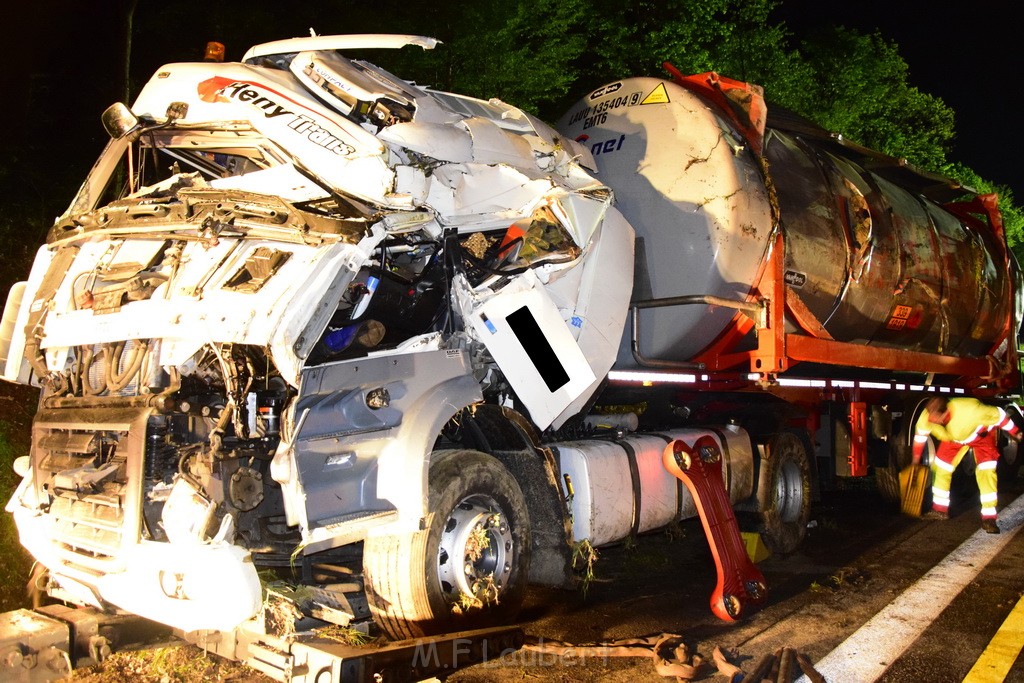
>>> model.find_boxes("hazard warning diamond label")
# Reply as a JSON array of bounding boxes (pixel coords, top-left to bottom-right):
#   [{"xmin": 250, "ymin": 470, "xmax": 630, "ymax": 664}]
[{"xmin": 640, "ymin": 83, "xmax": 670, "ymax": 105}]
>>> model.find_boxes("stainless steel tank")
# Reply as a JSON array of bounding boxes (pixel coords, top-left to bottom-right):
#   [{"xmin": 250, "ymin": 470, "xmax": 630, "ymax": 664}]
[{"xmin": 556, "ymin": 76, "xmax": 1015, "ymax": 369}]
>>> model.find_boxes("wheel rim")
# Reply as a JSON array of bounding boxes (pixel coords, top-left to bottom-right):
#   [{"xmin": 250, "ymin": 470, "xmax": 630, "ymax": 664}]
[
  {"xmin": 437, "ymin": 494, "xmax": 514, "ymax": 605},
  {"xmin": 775, "ymin": 457, "xmax": 805, "ymax": 524}
]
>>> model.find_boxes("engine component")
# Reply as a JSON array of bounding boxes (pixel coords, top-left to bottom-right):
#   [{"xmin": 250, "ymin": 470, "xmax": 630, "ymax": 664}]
[{"xmin": 228, "ymin": 466, "xmax": 265, "ymax": 512}]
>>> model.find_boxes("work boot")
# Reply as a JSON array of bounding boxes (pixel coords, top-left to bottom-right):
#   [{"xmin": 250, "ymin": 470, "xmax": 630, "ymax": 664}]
[
  {"xmin": 981, "ymin": 519, "xmax": 1000, "ymax": 534},
  {"xmin": 921, "ymin": 509, "xmax": 947, "ymax": 521}
]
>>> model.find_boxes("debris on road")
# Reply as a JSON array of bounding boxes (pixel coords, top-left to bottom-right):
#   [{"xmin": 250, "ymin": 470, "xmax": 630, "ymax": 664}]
[
  {"xmin": 519, "ymin": 633, "xmax": 704, "ymax": 679},
  {"xmin": 796, "ymin": 651, "xmax": 827, "ymax": 683},
  {"xmin": 713, "ymin": 644, "xmax": 826, "ymax": 683},
  {"xmin": 514, "ymin": 634, "xmax": 829, "ymax": 682}
]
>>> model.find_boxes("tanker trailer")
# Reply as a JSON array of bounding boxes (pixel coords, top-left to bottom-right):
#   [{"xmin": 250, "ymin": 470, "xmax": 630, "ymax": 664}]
[
  {"xmin": 557, "ymin": 71, "xmax": 1018, "ymax": 369},
  {"xmin": 556, "ymin": 69, "xmax": 1022, "ymax": 524}
]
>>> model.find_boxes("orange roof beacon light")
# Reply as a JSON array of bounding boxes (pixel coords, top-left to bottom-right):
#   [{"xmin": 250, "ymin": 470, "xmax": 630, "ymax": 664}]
[{"xmin": 204, "ymin": 41, "xmax": 226, "ymax": 62}]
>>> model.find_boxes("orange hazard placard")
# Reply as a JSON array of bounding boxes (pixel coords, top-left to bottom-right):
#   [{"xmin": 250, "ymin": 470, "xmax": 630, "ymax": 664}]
[
  {"xmin": 891, "ymin": 305, "xmax": 912, "ymax": 319},
  {"xmin": 886, "ymin": 305, "xmax": 913, "ymax": 330}
]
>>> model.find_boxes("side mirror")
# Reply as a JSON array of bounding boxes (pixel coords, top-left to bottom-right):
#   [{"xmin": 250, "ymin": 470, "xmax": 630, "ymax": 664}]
[{"xmin": 101, "ymin": 102, "xmax": 142, "ymax": 140}]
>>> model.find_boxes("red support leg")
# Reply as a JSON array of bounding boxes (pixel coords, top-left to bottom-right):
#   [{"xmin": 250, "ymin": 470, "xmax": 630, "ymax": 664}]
[{"xmin": 663, "ymin": 436, "xmax": 768, "ymax": 621}]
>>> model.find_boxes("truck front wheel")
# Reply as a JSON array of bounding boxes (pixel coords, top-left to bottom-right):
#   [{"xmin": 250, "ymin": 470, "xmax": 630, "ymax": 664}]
[
  {"xmin": 756, "ymin": 431, "xmax": 811, "ymax": 555},
  {"xmin": 363, "ymin": 449, "xmax": 531, "ymax": 639}
]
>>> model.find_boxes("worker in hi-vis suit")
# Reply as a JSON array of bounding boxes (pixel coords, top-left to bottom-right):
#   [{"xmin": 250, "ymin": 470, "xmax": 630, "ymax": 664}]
[{"xmin": 913, "ymin": 396, "xmax": 1020, "ymax": 534}]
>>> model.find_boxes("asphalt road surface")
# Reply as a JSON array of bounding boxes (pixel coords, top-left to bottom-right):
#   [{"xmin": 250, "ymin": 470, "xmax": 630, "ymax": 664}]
[{"xmin": 446, "ymin": 473, "xmax": 1024, "ymax": 683}]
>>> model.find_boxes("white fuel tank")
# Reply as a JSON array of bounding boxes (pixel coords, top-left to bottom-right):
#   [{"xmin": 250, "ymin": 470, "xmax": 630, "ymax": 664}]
[{"xmin": 554, "ymin": 427, "xmax": 753, "ymax": 547}]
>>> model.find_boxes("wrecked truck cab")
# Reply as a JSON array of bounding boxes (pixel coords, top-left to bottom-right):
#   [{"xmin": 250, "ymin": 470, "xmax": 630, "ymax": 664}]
[{"xmin": 0, "ymin": 34, "xmax": 634, "ymax": 637}]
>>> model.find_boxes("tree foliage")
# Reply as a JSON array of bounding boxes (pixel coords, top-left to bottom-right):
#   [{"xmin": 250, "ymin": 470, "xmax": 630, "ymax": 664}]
[
  {"xmin": 389, "ymin": 0, "xmax": 590, "ymax": 113},
  {"xmin": 778, "ymin": 27, "xmax": 955, "ymax": 171}
]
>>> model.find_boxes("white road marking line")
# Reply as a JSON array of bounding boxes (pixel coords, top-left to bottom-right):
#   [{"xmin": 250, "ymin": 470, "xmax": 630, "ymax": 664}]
[{"xmin": 796, "ymin": 495, "xmax": 1024, "ymax": 683}]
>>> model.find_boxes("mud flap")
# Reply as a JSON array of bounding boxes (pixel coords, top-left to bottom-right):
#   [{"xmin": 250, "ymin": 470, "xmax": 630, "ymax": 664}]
[{"xmin": 663, "ymin": 436, "xmax": 767, "ymax": 621}]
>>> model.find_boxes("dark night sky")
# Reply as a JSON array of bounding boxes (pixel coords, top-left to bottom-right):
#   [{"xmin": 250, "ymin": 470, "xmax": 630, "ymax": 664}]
[{"xmin": 3, "ymin": 1, "xmax": 1021, "ymax": 205}]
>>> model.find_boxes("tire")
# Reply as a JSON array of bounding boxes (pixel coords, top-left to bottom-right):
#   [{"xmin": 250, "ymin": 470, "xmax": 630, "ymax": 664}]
[
  {"xmin": 997, "ymin": 434, "xmax": 1023, "ymax": 488},
  {"xmin": 756, "ymin": 431, "xmax": 812, "ymax": 555},
  {"xmin": 363, "ymin": 449, "xmax": 531, "ymax": 639},
  {"xmin": 879, "ymin": 398, "xmax": 933, "ymax": 506}
]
